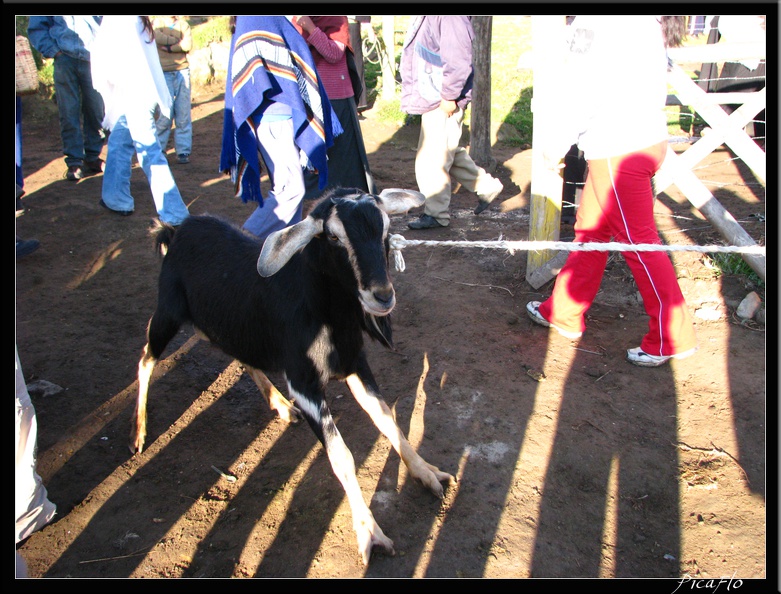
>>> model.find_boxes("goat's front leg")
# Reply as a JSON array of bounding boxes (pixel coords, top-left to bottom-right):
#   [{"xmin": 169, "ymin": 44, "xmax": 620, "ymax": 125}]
[
  {"xmin": 289, "ymin": 384, "xmax": 394, "ymax": 565},
  {"xmin": 131, "ymin": 343, "xmax": 156, "ymax": 454},
  {"xmin": 345, "ymin": 365, "xmax": 455, "ymax": 499},
  {"xmin": 244, "ymin": 365, "xmax": 301, "ymax": 423}
]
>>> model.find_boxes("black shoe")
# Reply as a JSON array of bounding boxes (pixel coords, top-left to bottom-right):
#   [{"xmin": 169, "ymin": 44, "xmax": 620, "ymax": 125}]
[
  {"xmin": 84, "ymin": 158, "xmax": 105, "ymax": 174},
  {"xmin": 177, "ymin": 153, "xmax": 190, "ymax": 164},
  {"xmin": 474, "ymin": 199, "xmax": 491, "ymax": 215},
  {"xmin": 408, "ymin": 214, "xmax": 445, "ymax": 230},
  {"xmin": 474, "ymin": 179, "xmax": 504, "ymax": 214},
  {"xmin": 66, "ymin": 165, "xmax": 84, "ymax": 181},
  {"xmin": 99, "ymin": 199, "xmax": 133, "ymax": 216},
  {"xmin": 16, "ymin": 197, "xmax": 25, "ymax": 218},
  {"xmin": 16, "ymin": 237, "xmax": 40, "ymax": 259}
]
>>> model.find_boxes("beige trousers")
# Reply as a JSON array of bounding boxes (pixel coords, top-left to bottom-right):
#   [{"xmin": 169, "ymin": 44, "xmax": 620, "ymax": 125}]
[{"xmin": 415, "ymin": 107, "xmax": 497, "ymax": 225}]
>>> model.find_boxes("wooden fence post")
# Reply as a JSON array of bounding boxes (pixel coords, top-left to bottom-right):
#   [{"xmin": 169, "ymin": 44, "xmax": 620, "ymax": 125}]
[
  {"xmin": 469, "ymin": 16, "xmax": 495, "ymax": 171},
  {"xmin": 526, "ymin": 16, "xmax": 567, "ymax": 289}
]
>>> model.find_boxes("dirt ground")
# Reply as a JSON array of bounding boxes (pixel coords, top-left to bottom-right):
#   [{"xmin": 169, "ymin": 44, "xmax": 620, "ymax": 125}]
[{"xmin": 15, "ymin": 82, "xmax": 768, "ymax": 581}]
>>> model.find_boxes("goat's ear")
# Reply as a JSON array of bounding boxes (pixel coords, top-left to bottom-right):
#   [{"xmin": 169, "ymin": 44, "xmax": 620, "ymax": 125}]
[
  {"xmin": 257, "ymin": 217, "xmax": 324, "ymax": 277},
  {"xmin": 376, "ymin": 189, "xmax": 426, "ymax": 215}
]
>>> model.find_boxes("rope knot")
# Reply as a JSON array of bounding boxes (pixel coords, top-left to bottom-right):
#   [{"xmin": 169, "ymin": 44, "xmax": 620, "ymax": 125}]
[{"xmin": 389, "ymin": 234, "xmax": 406, "ymax": 272}]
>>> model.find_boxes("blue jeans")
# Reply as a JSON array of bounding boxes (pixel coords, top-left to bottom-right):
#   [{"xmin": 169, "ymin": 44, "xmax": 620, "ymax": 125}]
[
  {"xmin": 16, "ymin": 96, "xmax": 24, "ymax": 190},
  {"xmin": 155, "ymin": 69, "xmax": 192, "ymax": 156},
  {"xmin": 52, "ymin": 53, "xmax": 105, "ymax": 166},
  {"xmin": 102, "ymin": 105, "xmax": 190, "ymax": 226}
]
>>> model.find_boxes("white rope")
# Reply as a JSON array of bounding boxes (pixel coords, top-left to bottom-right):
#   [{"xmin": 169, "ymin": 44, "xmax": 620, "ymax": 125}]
[{"xmin": 388, "ymin": 234, "xmax": 765, "ymax": 272}]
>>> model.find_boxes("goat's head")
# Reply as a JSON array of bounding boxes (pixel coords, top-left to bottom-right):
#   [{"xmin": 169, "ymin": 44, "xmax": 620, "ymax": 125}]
[{"xmin": 257, "ymin": 188, "xmax": 424, "ymax": 316}]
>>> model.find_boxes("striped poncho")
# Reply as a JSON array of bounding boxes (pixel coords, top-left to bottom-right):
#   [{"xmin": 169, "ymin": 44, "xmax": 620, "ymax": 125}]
[{"xmin": 220, "ymin": 16, "xmax": 342, "ymax": 204}]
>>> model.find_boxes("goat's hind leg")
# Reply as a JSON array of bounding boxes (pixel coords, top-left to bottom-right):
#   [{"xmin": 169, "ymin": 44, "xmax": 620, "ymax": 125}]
[
  {"xmin": 244, "ymin": 365, "xmax": 301, "ymax": 423},
  {"xmin": 131, "ymin": 313, "xmax": 179, "ymax": 454},
  {"xmin": 345, "ymin": 370, "xmax": 455, "ymax": 499},
  {"xmin": 132, "ymin": 343, "xmax": 156, "ymax": 454}
]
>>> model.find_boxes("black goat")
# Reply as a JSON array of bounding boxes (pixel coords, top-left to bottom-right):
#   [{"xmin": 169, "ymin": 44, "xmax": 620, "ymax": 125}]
[{"xmin": 133, "ymin": 187, "xmax": 454, "ymax": 564}]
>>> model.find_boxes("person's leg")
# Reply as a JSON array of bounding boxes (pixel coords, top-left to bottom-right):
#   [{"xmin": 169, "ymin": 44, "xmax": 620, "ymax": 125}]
[
  {"xmin": 537, "ymin": 163, "xmax": 613, "ymax": 335},
  {"xmin": 53, "ymin": 54, "xmax": 86, "ymax": 168},
  {"xmin": 16, "ymin": 96, "xmax": 24, "ymax": 192},
  {"xmin": 125, "ymin": 104, "xmax": 190, "ymax": 225},
  {"xmin": 172, "ymin": 69, "xmax": 192, "ymax": 157},
  {"xmin": 243, "ymin": 118, "xmax": 305, "ymax": 240},
  {"xmin": 415, "ymin": 108, "xmax": 455, "ymax": 225},
  {"xmin": 155, "ymin": 72, "xmax": 176, "ymax": 153},
  {"xmin": 101, "ymin": 115, "xmax": 136, "ymax": 213},
  {"xmin": 79, "ymin": 58, "xmax": 105, "ymax": 163},
  {"xmin": 606, "ymin": 144, "xmax": 697, "ymax": 357},
  {"xmin": 15, "ymin": 347, "xmax": 56, "ymax": 545},
  {"xmin": 447, "ymin": 110, "xmax": 502, "ymax": 200}
]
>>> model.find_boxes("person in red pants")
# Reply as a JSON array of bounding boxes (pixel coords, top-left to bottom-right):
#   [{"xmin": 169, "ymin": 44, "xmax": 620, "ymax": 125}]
[{"xmin": 526, "ymin": 15, "xmax": 698, "ymax": 367}]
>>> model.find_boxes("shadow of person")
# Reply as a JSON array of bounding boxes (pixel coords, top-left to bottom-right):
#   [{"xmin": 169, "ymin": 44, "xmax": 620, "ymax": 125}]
[{"xmin": 529, "ymin": 324, "xmax": 682, "ymax": 577}]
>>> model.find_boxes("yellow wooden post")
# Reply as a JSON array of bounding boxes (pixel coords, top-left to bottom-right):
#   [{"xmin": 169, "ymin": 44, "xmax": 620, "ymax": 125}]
[{"xmin": 526, "ymin": 16, "xmax": 567, "ymax": 289}]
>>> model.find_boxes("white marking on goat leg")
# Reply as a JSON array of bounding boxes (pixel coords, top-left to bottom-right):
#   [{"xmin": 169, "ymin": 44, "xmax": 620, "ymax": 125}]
[
  {"xmin": 133, "ymin": 344, "xmax": 156, "ymax": 454},
  {"xmin": 289, "ymin": 384, "xmax": 395, "ymax": 565},
  {"xmin": 244, "ymin": 365, "xmax": 301, "ymax": 423},
  {"xmin": 345, "ymin": 373, "xmax": 454, "ymax": 498}
]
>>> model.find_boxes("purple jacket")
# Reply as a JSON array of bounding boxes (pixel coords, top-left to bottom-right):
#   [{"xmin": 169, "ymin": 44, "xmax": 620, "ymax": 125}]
[{"xmin": 400, "ymin": 16, "xmax": 474, "ymax": 115}]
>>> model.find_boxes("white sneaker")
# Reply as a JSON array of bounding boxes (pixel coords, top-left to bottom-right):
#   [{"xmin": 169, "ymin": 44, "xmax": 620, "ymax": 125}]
[
  {"xmin": 526, "ymin": 301, "xmax": 583, "ymax": 339},
  {"xmin": 626, "ymin": 346, "xmax": 697, "ymax": 367}
]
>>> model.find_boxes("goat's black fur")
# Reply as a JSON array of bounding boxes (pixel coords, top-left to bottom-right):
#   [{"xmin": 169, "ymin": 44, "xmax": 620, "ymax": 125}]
[
  {"xmin": 148, "ymin": 190, "xmax": 393, "ymax": 377},
  {"xmin": 134, "ymin": 187, "xmax": 452, "ymax": 564}
]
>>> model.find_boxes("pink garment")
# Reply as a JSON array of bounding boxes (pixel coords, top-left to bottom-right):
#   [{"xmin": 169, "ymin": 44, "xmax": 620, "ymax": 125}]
[{"xmin": 294, "ymin": 17, "xmax": 354, "ymax": 100}]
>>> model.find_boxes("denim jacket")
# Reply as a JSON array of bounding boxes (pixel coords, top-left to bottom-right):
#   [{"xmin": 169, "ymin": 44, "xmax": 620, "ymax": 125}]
[
  {"xmin": 28, "ymin": 16, "xmax": 102, "ymax": 61},
  {"xmin": 400, "ymin": 16, "xmax": 474, "ymax": 115}
]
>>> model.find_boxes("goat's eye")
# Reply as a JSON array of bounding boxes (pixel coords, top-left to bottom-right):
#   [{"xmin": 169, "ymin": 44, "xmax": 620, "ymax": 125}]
[{"xmin": 327, "ymin": 233, "xmax": 340, "ymax": 243}]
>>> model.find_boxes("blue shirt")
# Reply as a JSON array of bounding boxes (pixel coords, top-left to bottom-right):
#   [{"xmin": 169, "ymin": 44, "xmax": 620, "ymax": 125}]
[{"xmin": 28, "ymin": 16, "xmax": 102, "ymax": 61}]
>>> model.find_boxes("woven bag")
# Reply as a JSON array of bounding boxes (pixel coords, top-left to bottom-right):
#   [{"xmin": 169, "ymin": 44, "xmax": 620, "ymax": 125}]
[{"xmin": 16, "ymin": 35, "xmax": 39, "ymax": 95}]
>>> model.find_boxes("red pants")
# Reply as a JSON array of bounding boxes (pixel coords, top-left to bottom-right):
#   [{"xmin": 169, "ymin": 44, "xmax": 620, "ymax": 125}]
[{"xmin": 539, "ymin": 141, "xmax": 697, "ymax": 357}]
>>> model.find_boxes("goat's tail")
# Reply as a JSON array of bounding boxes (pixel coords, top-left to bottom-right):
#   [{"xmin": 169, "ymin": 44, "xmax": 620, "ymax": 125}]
[{"xmin": 149, "ymin": 218, "xmax": 177, "ymax": 257}]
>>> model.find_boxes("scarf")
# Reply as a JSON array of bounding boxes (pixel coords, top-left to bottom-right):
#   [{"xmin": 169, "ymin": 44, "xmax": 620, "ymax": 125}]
[{"xmin": 220, "ymin": 16, "xmax": 342, "ymax": 204}]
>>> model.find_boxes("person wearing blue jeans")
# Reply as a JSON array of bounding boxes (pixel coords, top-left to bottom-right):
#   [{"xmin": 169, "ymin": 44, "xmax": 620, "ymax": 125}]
[
  {"xmin": 153, "ymin": 16, "xmax": 193, "ymax": 164},
  {"xmin": 16, "ymin": 95, "xmax": 40, "ymax": 259},
  {"xmin": 156, "ymin": 68, "xmax": 192, "ymax": 162},
  {"xmin": 28, "ymin": 16, "xmax": 106, "ymax": 181},
  {"xmin": 90, "ymin": 16, "xmax": 190, "ymax": 227},
  {"xmin": 101, "ymin": 110, "xmax": 190, "ymax": 225}
]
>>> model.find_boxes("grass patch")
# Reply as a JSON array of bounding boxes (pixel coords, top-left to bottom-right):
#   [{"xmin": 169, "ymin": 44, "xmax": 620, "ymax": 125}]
[
  {"xmin": 704, "ymin": 252, "xmax": 765, "ymax": 294},
  {"xmin": 189, "ymin": 16, "xmax": 232, "ymax": 48},
  {"xmin": 370, "ymin": 98, "xmax": 412, "ymax": 127}
]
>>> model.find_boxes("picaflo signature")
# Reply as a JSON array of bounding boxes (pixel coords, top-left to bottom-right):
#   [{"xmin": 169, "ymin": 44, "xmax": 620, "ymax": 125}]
[{"xmin": 671, "ymin": 573, "xmax": 744, "ymax": 594}]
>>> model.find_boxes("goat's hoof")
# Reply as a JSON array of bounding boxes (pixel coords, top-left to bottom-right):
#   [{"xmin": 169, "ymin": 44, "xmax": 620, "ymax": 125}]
[
  {"xmin": 274, "ymin": 403, "xmax": 302, "ymax": 424},
  {"xmin": 357, "ymin": 528, "xmax": 395, "ymax": 565},
  {"xmin": 129, "ymin": 438, "xmax": 145, "ymax": 455}
]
